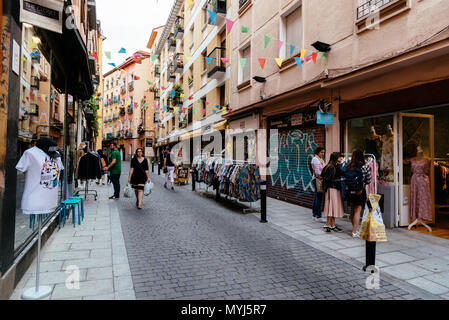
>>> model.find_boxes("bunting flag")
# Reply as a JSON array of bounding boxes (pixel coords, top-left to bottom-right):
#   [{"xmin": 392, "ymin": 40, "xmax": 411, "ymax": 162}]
[
  {"xmin": 197, "ymin": 99, "xmax": 201, "ymax": 103},
  {"xmin": 186, "ymin": 56, "xmax": 192, "ymax": 61},
  {"xmin": 151, "ymin": 54, "xmax": 159, "ymax": 61},
  {"xmin": 321, "ymin": 53, "xmax": 327, "ymax": 61},
  {"xmin": 118, "ymin": 48, "xmax": 127, "ymax": 54},
  {"xmin": 147, "ymin": 81, "xmax": 153, "ymax": 85},
  {"xmin": 205, "ymin": 57, "xmax": 213, "ymax": 64},
  {"xmin": 289, "ymin": 45, "xmax": 296, "ymax": 57},
  {"xmin": 264, "ymin": 35, "xmax": 271, "ymax": 49},
  {"xmin": 134, "ymin": 75, "xmax": 140, "ymax": 80},
  {"xmin": 258, "ymin": 58, "xmax": 266, "ymax": 70},
  {"xmin": 212, "ymin": 110, "xmax": 217, "ymax": 114},
  {"xmin": 171, "ymin": 90, "xmax": 176, "ymax": 98},
  {"xmin": 207, "ymin": 10, "xmax": 216, "ymax": 25},
  {"xmin": 180, "ymin": 93, "xmax": 185, "ymax": 98},
  {"xmin": 305, "ymin": 56, "xmax": 312, "ymax": 62},
  {"xmin": 312, "ymin": 52, "xmax": 318, "ymax": 64},
  {"xmin": 188, "ymin": 96, "xmax": 193, "ymax": 100},
  {"xmin": 221, "ymin": 57, "xmax": 229, "ymax": 63},
  {"xmin": 187, "ymin": 0, "xmax": 194, "ymax": 8},
  {"xmin": 120, "ymin": 69, "xmax": 125, "ymax": 73},
  {"xmin": 275, "ymin": 58, "xmax": 283, "ymax": 67},
  {"xmin": 239, "ymin": 58, "xmax": 247, "ymax": 69},
  {"xmin": 294, "ymin": 57, "xmax": 302, "ymax": 68},
  {"xmin": 92, "ymin": 52, "xmax": 98, "ymax": 60},
  {"xmin": 241, "ymin": 26, "xmax": 249, "ymax": 33},
  {"xmin": 226, "ymin": 19, "xmax": 235, "ymax": 34},
  {"xmin": 161, "ymin": 86, "xmax": 166, "ymax": 90},
  {"xmin": 277, "ymin": 40, "xmax": 283, "ymax": 52},
  {"xmin": 300, "ymin": 48, "xmax": 307, "ymax": 59},
  {"xmin": 108, "ymin": 63, "xmax": 116, "ymax": 67}
]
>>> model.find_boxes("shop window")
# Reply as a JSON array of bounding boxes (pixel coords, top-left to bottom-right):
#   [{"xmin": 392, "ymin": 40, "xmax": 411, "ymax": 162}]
[{"xmin": 346, "ymin": 115, "xmax": 394, "ymax": 184}]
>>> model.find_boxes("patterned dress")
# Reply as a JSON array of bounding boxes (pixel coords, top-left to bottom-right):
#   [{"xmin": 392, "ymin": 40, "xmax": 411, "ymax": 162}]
[{"xmin": 410, "ymin": 158, "xmax": 432, "ymax": 221}]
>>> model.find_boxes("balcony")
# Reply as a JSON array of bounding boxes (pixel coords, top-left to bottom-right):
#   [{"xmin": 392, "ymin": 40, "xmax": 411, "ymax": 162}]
[
  {"xmin": 154, "ymin": 88, "xmax": 160, "ymax": 100},
  {"xmin": 121, "ymin": 85, "xmax": 126, "ymax": 94},
  {"xmin": 138, "ymin": 125, "xmax": 145, "ymax": 135},
  {"xmin": 239, "ymin": 0, "xmax": 249, "ymax": 9},
  {"xmin": 174, "ymin": 53, "xmax": 184, "ymax": 74},
  {"xmin": 120, "ymin": 107, "xmax": 125, "ymax": 115},
  {"xmin": 127, "ymin": 106, "xmax": 133, "ymax": 114},
  {"xmin": 154, "ymin": 65, "xmax": 160, "ymax": 79},
  {"xmin": 168, "ymin": 34, "xmax": 176, "ymax": 53},
  {"xmin": 30, "ymin": 76, "xmax": 40, "ymax": 89},
  {"xmin": 174, "ymin": 16, "xmax": 184, "ymax": 40},
  {"xmin": 128, "ymin": 80, "xmax": 134, "ymax": 91},
  {"xmin": 207, "ymin": 47, "xmax": 226, "ymax": 80},
  {"xmin": 125, "ymin": 130, "xmax": 132, "ymax": 138},
  {"xmin": 207, "ymin": 0, "xmax": 227, "ymax": 26},
  {"xmin": 166, "ymin": 64, "xmax": 176, "ymax": 83},
  {"xmin": 30, "ymin": 49, "xmax": 41, "ymax": 64}
]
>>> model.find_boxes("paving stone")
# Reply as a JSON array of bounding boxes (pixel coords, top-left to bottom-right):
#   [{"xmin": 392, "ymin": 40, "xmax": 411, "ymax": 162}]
[{"xmin": 406, "ymin": 277, "xmax": 449, "ymax": 295}]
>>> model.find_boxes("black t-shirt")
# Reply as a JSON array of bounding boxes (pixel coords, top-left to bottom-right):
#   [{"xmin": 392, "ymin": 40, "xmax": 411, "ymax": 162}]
[{"xmin": 164, "ymin": 151, "xmax": 175, "ymax": 167}]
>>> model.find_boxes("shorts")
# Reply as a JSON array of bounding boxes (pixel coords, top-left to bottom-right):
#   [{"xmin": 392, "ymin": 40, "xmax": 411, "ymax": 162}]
[{"xmin": 347, "ymin": 189, "xmax": 367, "ymax": 207}]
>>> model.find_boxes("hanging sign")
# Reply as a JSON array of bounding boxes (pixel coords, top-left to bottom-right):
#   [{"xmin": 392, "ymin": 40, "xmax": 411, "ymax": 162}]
[
  {"xmin": 316, "ymin": 112, "xmax": 335, "ymax": 125},
  {"xmin": 20, "ymin": 0, "xmax": 64, "ymax": 34}
]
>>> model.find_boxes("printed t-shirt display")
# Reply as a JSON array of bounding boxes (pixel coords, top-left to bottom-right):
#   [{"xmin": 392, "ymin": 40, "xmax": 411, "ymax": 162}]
[{"xmin": 15, "ymin": 146, "xmax": 64, "ymax": 215}]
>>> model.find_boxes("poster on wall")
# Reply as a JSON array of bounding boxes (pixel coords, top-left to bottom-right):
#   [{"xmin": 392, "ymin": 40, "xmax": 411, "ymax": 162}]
[
  {"xmin": 12, "ymin": 40, "xmax": 20, "ymax": 75},
  {"xmin": 20, "ymin": 0, "xmax": 64, "ymax": 34}
]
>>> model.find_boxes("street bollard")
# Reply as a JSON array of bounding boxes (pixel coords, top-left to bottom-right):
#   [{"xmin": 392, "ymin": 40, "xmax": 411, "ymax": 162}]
[
  {"xmin": 363, "ymin": 241, "xmax": 376, "ymax": 272},
  {"xmin": 192, "ymin": 169, "xmax": 196, "ymax": 191},
  {"xmin": 158, "ymin": 162, "xmax": 161, "ymax": 176},
  {"xmin": 260, "ymin": 180, "xmax": 267, "ymax": 223}
]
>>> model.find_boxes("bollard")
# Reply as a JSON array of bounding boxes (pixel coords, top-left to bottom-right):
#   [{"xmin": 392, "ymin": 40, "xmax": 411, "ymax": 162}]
[
  {"xmin": 363, "ymin": 241, "xmax": 376, "ymax": 272},
  {"xmin": 192, "ymin": 169, "xmax": 196, "ymax": 191},
  {"xmin": 158, "ymin": 161, "xmax": 161, "ymax": 176},
  {"xmin": 260, "ymin": 180, "xmax": 267, "ymax": 223}
]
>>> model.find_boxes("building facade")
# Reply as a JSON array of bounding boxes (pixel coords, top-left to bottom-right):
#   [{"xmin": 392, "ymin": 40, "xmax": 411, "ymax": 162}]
[{"xmin": 223, "ymin": 0, "xmax": 449, "ymax": 235}]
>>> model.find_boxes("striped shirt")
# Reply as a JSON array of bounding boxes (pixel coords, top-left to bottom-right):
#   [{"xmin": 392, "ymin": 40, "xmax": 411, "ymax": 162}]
[{"xmin": 362, "ymin": 163, "xmax": 372, "ymax": 186}]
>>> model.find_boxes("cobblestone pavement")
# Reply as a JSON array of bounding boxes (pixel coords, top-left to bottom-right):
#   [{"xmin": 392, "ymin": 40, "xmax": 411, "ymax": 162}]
[{"xmin": 117, "ymin": 163, "xmax": 434, "ymax": 300}]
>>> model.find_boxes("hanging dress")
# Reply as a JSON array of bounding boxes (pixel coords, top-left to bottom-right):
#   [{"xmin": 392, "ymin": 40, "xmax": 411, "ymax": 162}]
[{"xmin": 410, "ymin": 158, "xmax": 432, "ymax": 221}]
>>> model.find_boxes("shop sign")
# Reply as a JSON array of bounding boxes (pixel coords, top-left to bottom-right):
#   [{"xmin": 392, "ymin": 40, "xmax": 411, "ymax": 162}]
[
  {"xmin": 317, "ymin": 112, "xmax": 335, "ymax": 125},
  {"xmin": 146, "ymin": 138, "xmax": 153, "ymax": 148},
  {"xmin": 291, "ymin": 114, "xmax": 303, "ymax": 126},
  {"xmin": 12, "ymin": 40, "xmax": 20, "ymax": 76},
  {"xmin": 20, "ymin": 0, "xmax": 64, "ymax": 34}
]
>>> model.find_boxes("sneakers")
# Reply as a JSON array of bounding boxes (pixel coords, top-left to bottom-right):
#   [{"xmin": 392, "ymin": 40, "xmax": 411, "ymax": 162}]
[
  {"xmin": 171, "ymin": 186, "xmax": 174, "ymax": 190},
  {"xmin": 109, "ymin": 196, "xmax": 119, "ymax": 200},
  {"xmin": 352, "ymin": 231, "xmax": 360, "ymax": 238},
  {"xmin": 323, "ymin": 226, "xmax": 332, "ymax": 233}
]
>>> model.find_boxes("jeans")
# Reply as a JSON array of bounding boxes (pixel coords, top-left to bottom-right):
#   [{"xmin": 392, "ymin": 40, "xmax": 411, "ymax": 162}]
[
  {"xmin": 312, "ymin": 179, "xmax": 323, "ymax": 218},
  {"xmin": 110, "ymin": 173, "xmax": 121, "ymax": 198}
]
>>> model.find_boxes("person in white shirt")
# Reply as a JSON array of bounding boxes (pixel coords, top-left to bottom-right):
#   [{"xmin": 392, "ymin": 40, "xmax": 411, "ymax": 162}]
[{"xmin": 311, "ymin": 146, "xmax": 326, "ymax": 222}]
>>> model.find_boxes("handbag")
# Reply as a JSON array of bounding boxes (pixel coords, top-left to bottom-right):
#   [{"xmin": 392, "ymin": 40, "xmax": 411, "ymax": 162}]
[
  {"xmin": 315, "ymin": 177, "xmax": 324, "ymax": 193},
  {"xmin": 163, "ymin": 167, "xmax": 168, "ymax": 174}
]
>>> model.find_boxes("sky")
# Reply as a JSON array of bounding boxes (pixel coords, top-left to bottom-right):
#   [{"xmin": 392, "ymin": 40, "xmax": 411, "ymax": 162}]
[{"xmin": 96, "ymin": 0, "xmax": 175, "ymax": 74}]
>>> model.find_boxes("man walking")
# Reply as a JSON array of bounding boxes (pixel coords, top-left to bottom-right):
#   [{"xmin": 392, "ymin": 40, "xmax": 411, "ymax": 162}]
[{"xmin": 104, "ymin": 142, "xmax": 122, "ymax": 199}]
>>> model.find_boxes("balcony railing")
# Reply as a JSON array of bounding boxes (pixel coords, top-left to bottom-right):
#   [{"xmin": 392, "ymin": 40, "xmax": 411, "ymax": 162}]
[
  {"xmin": 207, "ymin": 47, "xmax": 226, "ymax": 79},
  {"xmin": 167, "ymin": 64, "xmax": 176, "ymax": 83},
  {"xmin": 174, "ymin": 53, "xmax": 184, "ymax": 74},
  {"xmin": 155, "ymin": 65, "xmax": 160, "ymax": 79},
  {"xmin": 168, "ymin": 34, "xmax": 176, "ymax": 52},
  {"xmin": 121, "ymin": 85, "xmax": 126, "ymax": 94},
  {"xmin": 239, "ymin": 0, "xmax": 249, "ymax": 9},
  {"xmin": 128, "ymin": 80, "xmax": 134, "ymax": 91},
  {"xmin": 174, "ymin": 16, "xmax": 184, "ymax": 40},
  {"xmin": 154, "ymin": 88, "xmax": 160, "ymax": 99},
  {"xmin": 120, "ymin": 107, "xmax": 125, "ymax": 115},
  {"xmin": 357, "ymin": 0, "xmax": 394, "ymax": 19},
  {"xmin": 30, "ymin": 76, "xmax": 40, "ymax": 89}
]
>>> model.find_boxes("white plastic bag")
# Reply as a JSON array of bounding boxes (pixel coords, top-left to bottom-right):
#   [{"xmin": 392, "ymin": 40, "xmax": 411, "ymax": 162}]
[
  {"xmin": 144, "ymin": 182, "xmax": 153, "ymax": 196},
  {"xmin": 124, "ymin": 184, "xmax": 132, "ymax": 198}
]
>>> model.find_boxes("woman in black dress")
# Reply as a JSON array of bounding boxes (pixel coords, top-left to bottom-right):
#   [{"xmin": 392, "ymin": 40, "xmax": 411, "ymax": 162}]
[{"xmin": 127, "ymin": 148, "xmax": 151, "ymax": 209}]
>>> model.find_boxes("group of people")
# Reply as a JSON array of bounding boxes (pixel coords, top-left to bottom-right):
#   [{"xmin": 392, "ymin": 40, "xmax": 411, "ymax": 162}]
[{"xmin": 311, "ymin": 146, "xmax": 372, "ymax": 238}]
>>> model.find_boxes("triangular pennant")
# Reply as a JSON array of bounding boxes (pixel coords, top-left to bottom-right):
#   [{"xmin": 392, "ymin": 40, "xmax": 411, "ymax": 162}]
[
  {"xmin": 186, "ymin": 56, "xmax": 192, "ymax": 61},
  {"xmin": 258, "ymin": 58, "xmax": 266, "ymax": 70},
  {"xmin": 294, "ymin": 57, "xmax": 302, "ymax": 68},
  {"xmin": 93, "ymin": 52, "xmax": 98, "ymax": 60},
  {"xmin": 187, "ymin": 0, "xmax": 194, "ymax": 8},
  {"xmin": 118, "ymin": 48, "xmax": 126, "ymax": 54},
  {"xmin": 239, "ymin": 58, "xmax": 247, "ymax": 69},
  {"xmin": 134, "ymin": 76, "xmax": 140, "ymax": 80},
  {"xmin": 207, "ymin": 10, "xmax": 216, "ymax": 25},
  {"xmin": 305, "ymin": 56, "xmax": 312, "ymax": 62},
  {"xmin": 312, "ymin": 52, "xmax": 318, "ymax": 64},
  {"xmin": 300, "ymin": 48, "xmax": 307, "ymax": 59},
  {"xmin": 151, "ymin": 54, "xmax": 159, "ymax": 61},
  {"xmin": 226, "ymin": 19, "xmax": 235, "ymax": 34},
  {"xmin": 277, "ymin": 40, "xmax": 283, "ymax": 52},
  {"xmin": 221, "ymin": 57, "xmax": 229, "ymax": 63},
  {"xmin": 289, "ymin": 45, "xmax": 296, "ymax": 57},
  {"xmin": 321, "ymin": 53, "xmax": 327, "ymax": 61},
  {"xmin": 275, "ymin": 58, "xmax": 283, "ymax": 67},
  {"xmin": 264, "ymin": 35, "xmax": 271, "ymax": 49},
  {"xmin": 205, "ymin": 57, "xmax": 213, "ymax": 64},
  {"xmin": 108, "ymin": 63, "xmax": 116, "ymax": 67},
  {"xmin": 241, "ymin": 26, "xmax": 249, "ymax": 33},
  {"xmin": 171, "ymin": 90, "xmax": 176, "ymax": 98},
  {"xmin": 104, "ymin": 51, "xmax": 111, "ymax": 59},
  {"xmin": 147, "ymin": 81, "xmax": 153, "ymax": 85}
]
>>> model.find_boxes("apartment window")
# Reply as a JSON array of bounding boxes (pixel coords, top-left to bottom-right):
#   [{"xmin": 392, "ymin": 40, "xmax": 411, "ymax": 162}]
[
  {"xmin": 201, "ymin": 97, "xmax": 206, "ymax": 118},
  {"xmin": 281, "ymin": 4, "xmax": 302, "ymax": 59},
  {"xmin": 219, "ymin": 85, "xmax": 225, "ymax": 107},
  {"xmin": 239, "ymin": 45, "xmax": 251, "ymax": 84}
]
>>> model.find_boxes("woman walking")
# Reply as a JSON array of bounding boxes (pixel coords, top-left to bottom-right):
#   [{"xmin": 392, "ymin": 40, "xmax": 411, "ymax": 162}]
[
  {"xmin": 311, "ymin": 146, "xmax": 326, "ymax": 222},
  {"xmin": 164, "ymin": 146, "xmax": 175, "ymax": 190},
  {"xmin": 322, "ymin": 152, "xmax": 345, "ymax": 232},
  {"xmin": 342, "ymin": 149, "xmax": 371, "ymax": 238},
  {"xmin": 128, "ymin": 148, "xmax": 151, "ymax": 209}
]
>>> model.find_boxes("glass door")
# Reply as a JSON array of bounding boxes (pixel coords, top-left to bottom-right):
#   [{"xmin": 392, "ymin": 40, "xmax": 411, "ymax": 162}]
[{"xmin": 398, "ymin": 113, "xmax": 434, "ymax": 226}]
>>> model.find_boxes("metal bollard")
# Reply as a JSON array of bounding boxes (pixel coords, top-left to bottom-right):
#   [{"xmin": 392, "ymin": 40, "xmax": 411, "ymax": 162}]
[
  {"xmin": 260, "ymin": 180, "xmax": 267, "ymax": 223},
  {"xmin": 158, "ymin": 162, "xmax": 161, "ymax": 175},
  {"xmin": 192, "ymin": 169, "xmax": 196, "ymax": 191},
  {"xmin": 363, "ymin": 241, "xmax": 376, "ymax": 272}
]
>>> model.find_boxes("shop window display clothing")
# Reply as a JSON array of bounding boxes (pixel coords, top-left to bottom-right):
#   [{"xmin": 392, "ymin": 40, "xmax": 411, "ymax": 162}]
[
  {"xmin": 15, "ymin": 147, "xmax": 64, "ymax": 215},
  {"xmin": 410, "ymin": 158, "xmax": 433, "ymax": 221}
]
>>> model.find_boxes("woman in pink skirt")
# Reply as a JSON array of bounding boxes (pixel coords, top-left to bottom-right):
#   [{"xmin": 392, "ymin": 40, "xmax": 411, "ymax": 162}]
[{"xmin": 322, "ymin": 152, "xmax": 345, "ymax": 232}]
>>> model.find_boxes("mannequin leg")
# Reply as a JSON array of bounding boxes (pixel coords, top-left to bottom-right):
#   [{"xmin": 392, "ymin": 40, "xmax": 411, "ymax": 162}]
[{"xmin": 408, "ymin": 219, "xmax": 419, "ymax": 230}]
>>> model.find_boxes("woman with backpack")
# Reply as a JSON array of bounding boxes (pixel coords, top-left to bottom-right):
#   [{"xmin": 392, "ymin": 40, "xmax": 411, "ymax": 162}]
[
  {"xmin": 322, "ymin": 152, "xmax": 345, "ymax": 232},
  {"xmin": 311, "ymin": 146, "xmax": 327, "ymax": 222},
  {"xmin": 342, "ymin": 149, "xmax": 372, "ymax": 238}
]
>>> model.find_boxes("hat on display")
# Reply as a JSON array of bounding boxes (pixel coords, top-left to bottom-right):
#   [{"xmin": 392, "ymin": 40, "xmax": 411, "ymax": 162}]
[{"xmin": 36, "ymin": 137, "xmax": 61, "ymax": 158}]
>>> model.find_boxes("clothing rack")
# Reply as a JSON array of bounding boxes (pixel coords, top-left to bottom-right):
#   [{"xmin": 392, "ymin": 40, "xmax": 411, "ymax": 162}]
[{"xmin": 75, "ymin": 152, "xmax": 99, "ymax": 201}]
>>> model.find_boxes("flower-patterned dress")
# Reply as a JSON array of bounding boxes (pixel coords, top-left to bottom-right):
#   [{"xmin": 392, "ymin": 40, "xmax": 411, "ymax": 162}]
[{"xmin": 410, "ymin": 158, "xmax": 432, "ymax": 221}]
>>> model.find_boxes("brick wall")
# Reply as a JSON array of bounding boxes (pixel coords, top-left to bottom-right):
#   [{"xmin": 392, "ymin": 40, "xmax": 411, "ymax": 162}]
[{"xmin": 267, "ymin": 124, "xmax": 325, "ymax": 209}]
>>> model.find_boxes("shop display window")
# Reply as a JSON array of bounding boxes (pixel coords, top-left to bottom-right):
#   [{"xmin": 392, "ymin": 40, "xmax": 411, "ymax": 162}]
[{"xmin": 347, "ymin": 115, "xmax": 395, "ymax": 184}]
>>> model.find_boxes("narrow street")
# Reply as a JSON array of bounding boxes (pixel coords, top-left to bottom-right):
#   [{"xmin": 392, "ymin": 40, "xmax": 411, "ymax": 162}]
[{"xmin": 116, "ymin": 162, "xmax": 419, "ymax": 300}]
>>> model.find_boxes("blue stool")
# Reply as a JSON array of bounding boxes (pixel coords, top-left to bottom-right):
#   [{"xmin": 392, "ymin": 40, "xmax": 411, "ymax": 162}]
[
  {"xmin": 68, "ymin": 196, "xmax": 85, "ymax": 221},
  {"xmin": 59, "ymin": 199, "xmax": 82, "ymax": 228}
]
